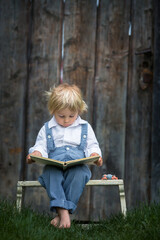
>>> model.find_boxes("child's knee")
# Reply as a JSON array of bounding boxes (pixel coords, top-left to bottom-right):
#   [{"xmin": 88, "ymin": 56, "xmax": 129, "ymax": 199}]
[{"xmin": 65, "ymin": 165, "xmax": 91, "ymax": 183}]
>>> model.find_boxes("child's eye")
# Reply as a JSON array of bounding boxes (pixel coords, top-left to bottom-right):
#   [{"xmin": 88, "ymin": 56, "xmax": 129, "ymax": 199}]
[
  {"xmin": 70, "ymin": 115, "xmax": 74, "ymax": 118},
  {"xmin": 59, "ymin": 115, "xmax": 64, "ymax": 118}
]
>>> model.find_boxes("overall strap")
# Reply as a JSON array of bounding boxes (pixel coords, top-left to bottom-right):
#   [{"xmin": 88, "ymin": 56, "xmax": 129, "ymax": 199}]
[
  {"xmin": 45, "ymin": 122, "xmax": 55, "ymax": 151},
  {"xmin": 79, "ymin": 123, "xmax": 88, "ymax": 150}
]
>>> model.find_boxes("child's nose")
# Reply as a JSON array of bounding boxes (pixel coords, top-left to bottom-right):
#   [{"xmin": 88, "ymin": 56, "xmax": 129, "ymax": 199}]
[{"xmin": 64, "ymin": 118, "xmax": 69, "ymax": 123}]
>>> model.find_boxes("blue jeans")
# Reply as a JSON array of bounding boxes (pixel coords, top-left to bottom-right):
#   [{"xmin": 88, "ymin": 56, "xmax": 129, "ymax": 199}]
[{"xmin": 38, "ymin": 164, "xmax": 91, "ymax": 213}]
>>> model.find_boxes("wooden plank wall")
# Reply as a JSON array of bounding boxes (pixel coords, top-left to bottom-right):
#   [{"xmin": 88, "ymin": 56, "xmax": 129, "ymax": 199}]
[
  {"xmin": 0, "ymin": 0, "xmax": 28, "ymax": 198},
  {"xmin": 151, "ymin": 0, "xmax": 160, "ymax": 203},
  {"xmin": 90, "ymin": 0, "xmax": 130, "ymax": 220},
  {"xmin": 0, "ymin": 0, "xmax": 157, "ymax": 221},
  {"xmin": 25, "ymin": 0, "xmax": 63, "ymax": 212},
  {"xmin": 125, "ymin": 0, "xmax": 153, "ymax": 207}
]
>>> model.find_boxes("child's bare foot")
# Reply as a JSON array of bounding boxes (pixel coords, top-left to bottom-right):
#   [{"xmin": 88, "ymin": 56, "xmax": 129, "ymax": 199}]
[
  {"xmin": 57, "ymin": 208, "xmax": 71, "ymax": 228},
  {"xmin": 51, "ymin": 215, "xmax": 60, "ymax": 227}
]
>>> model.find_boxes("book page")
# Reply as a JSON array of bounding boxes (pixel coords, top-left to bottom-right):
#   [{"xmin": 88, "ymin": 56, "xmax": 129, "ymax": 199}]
[
  {"xmin": 66, "ymin": 156, "xmax": 99, "ymax": 166},
  {"xmin": 30, "ymin": 155, "xmax": 65, "ymax": 167},
  {"xmin": 30, "ymin": 155, "xmax": 99, "ymax": 170}
]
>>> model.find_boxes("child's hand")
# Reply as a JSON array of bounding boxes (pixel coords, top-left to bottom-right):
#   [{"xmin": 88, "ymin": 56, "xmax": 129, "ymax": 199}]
[
  {"xmin": 90, "ymin": 152, "xmax": 103, "ymax": 167},
  {"xmin": 26, "ymin": 151, "xmax": 42, "ymax": 164}
]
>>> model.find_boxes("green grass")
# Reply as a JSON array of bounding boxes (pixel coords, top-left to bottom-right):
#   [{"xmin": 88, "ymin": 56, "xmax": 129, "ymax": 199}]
[{"xmin": 0, "ymin": 200, "xmax": 160, "ymax": 240}]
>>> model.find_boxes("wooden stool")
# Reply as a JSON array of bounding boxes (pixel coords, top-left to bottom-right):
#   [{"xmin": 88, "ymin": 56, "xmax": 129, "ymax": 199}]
[{"xmin": 16, "ymin": 179, "xmax": 127, "ymax": 216}]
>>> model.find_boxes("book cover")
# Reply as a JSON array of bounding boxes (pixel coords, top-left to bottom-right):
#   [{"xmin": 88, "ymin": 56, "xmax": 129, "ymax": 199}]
[{"xmin": 30, "ymin": 155, "xmax": 99, "ymax": 170}]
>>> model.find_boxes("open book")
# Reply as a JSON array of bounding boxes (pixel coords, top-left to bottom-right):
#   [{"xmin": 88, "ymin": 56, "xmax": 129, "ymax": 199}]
[{"xmin": 30, "ymin": 155, "xmax": 99, "ymax": 170}]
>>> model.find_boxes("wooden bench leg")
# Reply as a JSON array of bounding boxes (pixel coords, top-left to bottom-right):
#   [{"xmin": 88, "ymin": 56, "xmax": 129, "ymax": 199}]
[
  {"xmin": 118, "ymin": 182, "xmax": 127, "ymax": 216},
  {"xmin": 16, "ymin": 182, "xmax": 23, "ymax": 212}
]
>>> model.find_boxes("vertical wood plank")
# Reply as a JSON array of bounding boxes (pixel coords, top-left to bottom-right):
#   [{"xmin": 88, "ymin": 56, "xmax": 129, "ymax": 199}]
[
  {"xmin": 90, "ymin": 0, "xmax": 130, "ymax": 220},
  {"xmin": 0, "ymin": 0, "xmax": 27, "ymax": 199},
  {"xmin": 125, "ymin": 0, "xmax": 153, "ymax": 208},
  {"xmin": 151, "ymin": 0, "xmax": 160, "ymax": 203},
  {"xmin": 62, "ymin": 0, "xmax": 97, "ymax": 220},
  {"xmin": 25, "ymin": 0, "xmax": 63, "ymax": 212},
  {"xmin": 63, "ymin": 0, "xmax": 97, "ymax": 123}
]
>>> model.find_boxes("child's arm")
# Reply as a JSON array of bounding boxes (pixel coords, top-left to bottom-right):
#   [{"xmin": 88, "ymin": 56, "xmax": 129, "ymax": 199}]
[
  {"xmin": 26, "ymin": 125, "xmax": 48, "ymax": 164},
  {"xmin": 85, "ymin": 123, "xmax": 103, "ymax": 166},
  {"xmin": 26, "ymin": 150, "xmax": 42, "ymax": 164},
  {"xmin": 90, "ymin": 152, "xmax": 103, "ymax": 166}
]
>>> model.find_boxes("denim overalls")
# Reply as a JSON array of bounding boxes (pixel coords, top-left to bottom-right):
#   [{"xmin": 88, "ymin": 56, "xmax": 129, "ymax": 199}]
[{"xmin": 38, "ymin": 122, "xmax": 91, "ymax": 213}]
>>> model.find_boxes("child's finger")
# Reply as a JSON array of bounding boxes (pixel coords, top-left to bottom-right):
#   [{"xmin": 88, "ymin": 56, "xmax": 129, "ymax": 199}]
[
  {"xmin": 26, "ymin": 155, "xmax": 30, "ymax": 162},
  {"xmin": 26, "ymin": 154, "xmax": 33, "ymax": 164},
  {"xmin": 98, "ymin": 157, "xmax": 103, "ymax": 166}
]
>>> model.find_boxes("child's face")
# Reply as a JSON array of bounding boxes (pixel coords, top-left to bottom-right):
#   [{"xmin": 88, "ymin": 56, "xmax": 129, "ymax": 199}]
[{"xmin": 54, "ymin": 108, "xmax": 78, "ymax": 127}]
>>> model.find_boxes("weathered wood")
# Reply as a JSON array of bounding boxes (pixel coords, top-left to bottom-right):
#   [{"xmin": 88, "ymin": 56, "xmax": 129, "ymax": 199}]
[
  {"xmin": 125, "ymin": 0, "xmax": 153, "ymax": 208},
  {"xmin": 25, "ymin": 0, "xmax": 64, "ymax": 211},
  {"xmin": 17, "ymin": 179, "xmax": 125, "ymax": 186},
  {"xmin": 0, "ymin": 0, "xmax": 156, "ymax": 222},
  {"xmin": 90, "ymin": 0, "xmax": 130, "ymax": 220},
  {"xmin": 151, "ymin": 0, "xmax": 160, "ymax": 203},
  {"xmin": 63, "ymin": 0, "xmax": 97, "ymax": 123},
  {"xmin": 27, "ymin": 0, "xmax": 63, "ymax": 146},
  {"xmin": 0, "ymin": 0, "xmax": 27, "ymax": 199},
  {"xmin": 118, "ymin": 183, "xmax": 127, "ymax": 215},
  {"xmin": 16, "ymin": 180, "xmax": 127, "ymax": 216},
  {"xmin": 16, "ymin": 185, "xmax": 23, "ymax": 212},
  {"xmin": 63, "ymin": 0, "xmax": 97, "ymax": 220}
]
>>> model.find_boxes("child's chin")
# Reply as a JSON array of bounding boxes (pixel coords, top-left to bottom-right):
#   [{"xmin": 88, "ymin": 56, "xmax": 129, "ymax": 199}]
[{"xmin": 61, "ymin": 124, "xmax": 71, "ymax": 128}]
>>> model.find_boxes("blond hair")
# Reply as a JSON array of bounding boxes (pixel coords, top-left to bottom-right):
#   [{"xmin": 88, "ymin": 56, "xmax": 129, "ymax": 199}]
[{"xmin": 46, "ymin": 83, "xmax": 88, "ymax": 115}]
